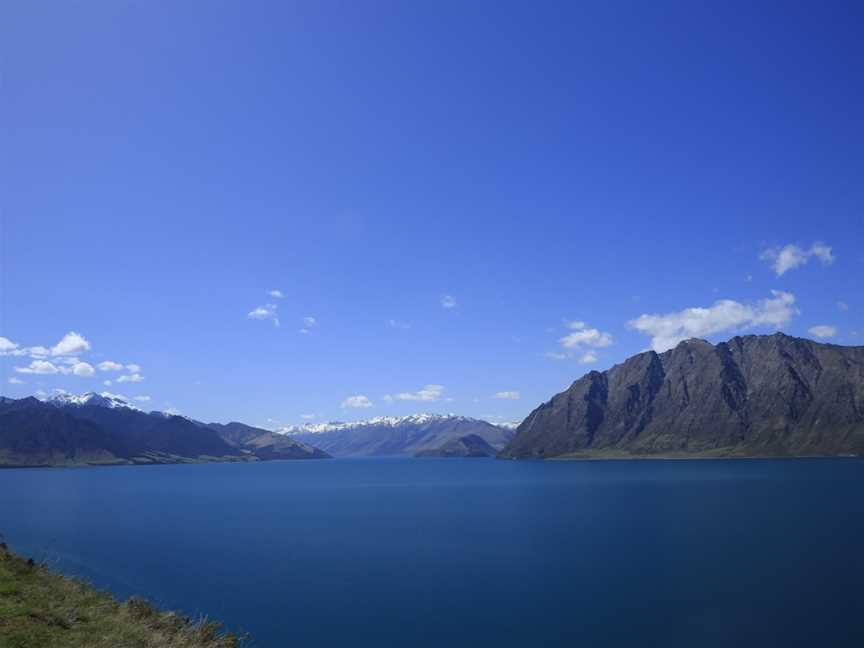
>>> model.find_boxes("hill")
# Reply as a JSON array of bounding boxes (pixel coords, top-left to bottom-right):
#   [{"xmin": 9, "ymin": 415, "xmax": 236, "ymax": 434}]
[
  {"xmin": 0, "ymin": 394, "xmax": 329, "ymax": 467},
  {"xmin": 0, "ymin": 541, "xmax": 239, "ymax": 647},
  {"xmin": 501, "ymin": 333, "xmax": 864, "ymax": 459}
]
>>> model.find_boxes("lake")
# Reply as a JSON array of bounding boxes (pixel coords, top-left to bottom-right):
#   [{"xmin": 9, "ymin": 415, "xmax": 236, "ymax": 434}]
[{"xmin": 1, "ymin": 457, "xmax": 863, "ymax": 647}]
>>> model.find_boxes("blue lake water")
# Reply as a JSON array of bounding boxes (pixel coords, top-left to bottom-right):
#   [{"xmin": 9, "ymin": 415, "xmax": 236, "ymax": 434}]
[{"xmin": 1, "ymin": 457, "xmax": 863, "ymax": 647}]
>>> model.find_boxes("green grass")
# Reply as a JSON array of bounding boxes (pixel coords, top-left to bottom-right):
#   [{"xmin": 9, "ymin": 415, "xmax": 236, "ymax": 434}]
[{"xmin": 0, "ymin": 543, "xmax": 241, "ymax": 648}]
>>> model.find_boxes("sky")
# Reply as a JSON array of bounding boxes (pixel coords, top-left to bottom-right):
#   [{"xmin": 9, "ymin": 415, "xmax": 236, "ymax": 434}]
[{"xmin": 1, "ymin": 1, "xmax": 862, "ymax": 428}]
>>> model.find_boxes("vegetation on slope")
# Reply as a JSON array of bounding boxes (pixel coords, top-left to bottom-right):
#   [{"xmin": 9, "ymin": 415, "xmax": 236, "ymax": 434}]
[{"xmin": 0, "ymin": 542, "xmax": 240, "ymax": 648}]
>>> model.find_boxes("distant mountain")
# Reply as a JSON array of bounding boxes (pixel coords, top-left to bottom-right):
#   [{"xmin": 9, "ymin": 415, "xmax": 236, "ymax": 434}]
[
  {"xmin": 206, "ymin": 421, "xmax": 329, "ymax": 460},
  {"xmin": 282, "ymin": 414, "xmax": 515, "ymax": 457},
  {"xmin": 0, "ymin": 392, "xmax": 330, "ymax": 467},
  {"xmin": 501, "ymin": 334, "xmax": 864, "ymax": 459},
  {"xmin": 415, "ymin": 434, "xmax": 497, "ymax": 458}
]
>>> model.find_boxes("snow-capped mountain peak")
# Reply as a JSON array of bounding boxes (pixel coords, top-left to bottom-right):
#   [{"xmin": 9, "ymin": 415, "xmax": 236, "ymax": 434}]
[
  {"xmin": 277, "ymin": 413, "xmax": 479, "ymax": 435},
  {"xmin": 47, "ymin": 391, "xmax": 143, "ymax": 412}
]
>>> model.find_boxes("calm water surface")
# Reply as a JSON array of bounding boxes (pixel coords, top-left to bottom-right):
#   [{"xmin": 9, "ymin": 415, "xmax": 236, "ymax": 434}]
[{"xmin": 1, "ymin": 457, "xmax": 863, "ymax": 647}]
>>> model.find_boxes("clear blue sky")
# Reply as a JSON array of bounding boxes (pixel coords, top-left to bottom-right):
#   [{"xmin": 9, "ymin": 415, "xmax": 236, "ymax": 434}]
[{"xmin": 1, "ymin": 1, "xmax": 861, "ymax": 427}]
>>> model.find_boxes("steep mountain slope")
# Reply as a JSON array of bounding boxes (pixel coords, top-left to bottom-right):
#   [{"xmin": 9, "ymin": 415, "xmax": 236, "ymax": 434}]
[
  {"xmin": 206, "ymin": 421, "xmax": 330, "ymax": 459},
  {"xmin": 0, "ymin": 397, "xmax": 122, "ymax": 466},
  {"xmin": 415, "ymin": 434, "xmax": 498, "ymax": 457},
  {"xmin": 501, "ymin": 334, "xmax": 864, "ymax": 459},
  {"xmin": 0, "ymin": 393, "xmax": 329, "ymax": 467},
  {"xmin": 283, "ymin": 414, "xmax": 514, "ymax": 457}
]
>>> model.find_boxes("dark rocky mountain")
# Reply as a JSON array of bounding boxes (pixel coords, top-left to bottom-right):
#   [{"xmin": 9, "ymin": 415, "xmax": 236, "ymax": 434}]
[
  {"xmin": 0, "ymin": 397, "xmax": 121, "ymax": 467},
  {"xmin": 206, "ymin": 421, "xmax": 329, "ymax": 460},
  {"xmin": 283, "ymin": 414, "xmax": 515, "ymax": 457},
  {"xmin": 415, "ymin": 434, "xmax": 498, "ymax": 458},
  {"xmin": 0, "ymin": 393, "xmax": 329, "ymax": 467},
  {"xmin": 501, "ymin": 333, "xmax": 864, "ymax": 459}
]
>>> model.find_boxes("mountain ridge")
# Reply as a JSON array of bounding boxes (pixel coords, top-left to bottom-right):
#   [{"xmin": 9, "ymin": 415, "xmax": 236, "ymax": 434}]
[
  {"xmin": 287, "ymin": 414, "xmax": 515, "ymax": 457},
  {"xmin": 0, "ymin": 394, "xmax": 330, "ymax": 467},
  {"xmin": 501, "ymin": 333, "xmax": 864, "ymax": 459}
]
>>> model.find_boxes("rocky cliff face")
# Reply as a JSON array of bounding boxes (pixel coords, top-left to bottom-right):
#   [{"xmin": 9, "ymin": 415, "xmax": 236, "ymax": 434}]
[{"xmin": 501, "ymin": 333, "xmax": 864, "ymax": 459}]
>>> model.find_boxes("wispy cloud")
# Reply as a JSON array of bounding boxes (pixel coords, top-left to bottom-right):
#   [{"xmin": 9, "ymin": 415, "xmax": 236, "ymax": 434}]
[
  {"xmin": 759, "ymin": 242, "xmax": 835, "ymax": 276},
  {"xmin": 494, "ymin": 391, "xmax": 520, "ymax": 400},
  {"xmin": 15, "ymin": 360, "xmax": 62, "ymax": 375},
  {"xmin": 248, "ymin": 303, "xmax": 280, "ymax": 327},
  {"xmin": 440, "ymin": 295, "xmax": 457, "ymax": 309},
  {"xmin": 545, "ymin": 320, "xmax": 613, "ymax": 362},
  {"xmin": 837, "ymin": 301, "xmax": 849, "ymax": 312},
  {"xmin": 117, "ymin": 373, "xmax": 144, "ymax": 383},
  {"xmin": 629, "ymin": 290, "xmax": 798, "ymax": 352},
  {"xmin": 808, "ymin": 325, "xmax": 837, "ymax": 339},
  {"xmin": 8, "ymin": 377, "xmax": 24, "ymax": 385},
  {"xmin": 384, "ymin": 384, "xmax": 445, "ymax": 402},
  {"xmin": 559, "ymin": 321, "xmax": 613, "ymax": 351},
  {"xmin": 269, "ymin": 289, "xmax": 284, "ymax": 299},
  {"xmin": 97, "ymin": 361, "xmax": 124, "ymax": 372},
  {"xmin": 388, "ymin": 319, "xmax": 411, "ymax": 330},
  {"xmin": 341, "ymin": 394, "xmax": 373, "ymax": 409},
  {"xmin": 299, "ymin": 316, "xmax": 318, "ymax": 334}
]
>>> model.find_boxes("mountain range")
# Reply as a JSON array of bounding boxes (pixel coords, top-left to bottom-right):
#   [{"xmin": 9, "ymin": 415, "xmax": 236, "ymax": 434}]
[
  {"xmin": 3, "ymin": 333, "xmax": 862, "ymax": 466},
  {"xmin": 0, "ymin": 393, "xmax": 328, "ymax": 467},
  {"xmin": 282, "ymin": 414, "xmax": 515, "ymax": 457},
  {"xmin": 501, "ymin": 333, "xmax": 864, "ymax": 459}
]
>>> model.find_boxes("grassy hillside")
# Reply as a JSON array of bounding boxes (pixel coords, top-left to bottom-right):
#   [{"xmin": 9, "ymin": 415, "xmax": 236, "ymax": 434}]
[{"xmin": 0, "ymin": 542, "xmax": 240, "ymax": 648}]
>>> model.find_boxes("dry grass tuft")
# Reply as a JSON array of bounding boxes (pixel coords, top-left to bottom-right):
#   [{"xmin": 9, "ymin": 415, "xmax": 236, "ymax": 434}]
[{"xmin": 0, "ymin": 542, "xmax": 243, "ymax": 647}]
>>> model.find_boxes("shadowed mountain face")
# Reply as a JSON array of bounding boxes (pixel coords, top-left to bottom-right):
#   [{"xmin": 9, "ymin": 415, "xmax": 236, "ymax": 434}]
[
  {"xmin": 285, "ymin": 414, "xmax": 515, "ymax": 457},
  {"xmin": 415, "ymin": 434, "xmax": 497, "ymax": 458},
  {"xmin": 206, "ymin": 422, "xmax": 330, "ymax": 460},
  {"xmin": 501, "ymin": 334, "xmax": 864, "ymax": 459},
  {"xmin": 0, "ymin": 395, "xmax": 330, "ymax": 467}
]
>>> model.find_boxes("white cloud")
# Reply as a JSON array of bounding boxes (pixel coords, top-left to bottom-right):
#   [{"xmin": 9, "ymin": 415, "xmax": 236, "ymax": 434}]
[
  {"xmin": 117, "ymin": 373, "xmax": 144, "ymax": 383},
  {"xmin": 494, "ymin": 391, "xmax": 520, "ymax": 400},
  {"xmin": 808, "ymin": 325, "xmax": 837, "ymax": 339},
  {"xmin": 388, "ymin": 319, "xmax": 411, "ymax": 330},
  {"xmin": 248, "ymin": 304, "xmax": 280, "ymax": 327},
  {"xmin": 386, "ymin": 384, "xmax": 445, "ymax": 402},
  {"xmin": 125, "ymin": 364, "xmax": 141, "ymax": 373},
  {"xmin": 98, "ymin": 361, "xmax": 124, "ymax": 372},
  {"xmin": 300, "ymin": 413, "xmax": 316, "ymax": 420},
  {"xmin": 579, "ymin": 351, "xmax": 598, "ymax": 364},
  {"xmin": 559, "ymin": 322, "xmax": 613, "ymax": 350},
  {"xmin": 760, "ymin": 242, "xmax": 835, "ymax": 276},
  {"xmin": 628, "ymin": 290, "xmax": 798, "ymax": 352},
  {"xmin": 837, "ymin": 301, "xmax": 849, "ymax": 312},
  {"xmin": 0, "ymin": 337, "xmax": 18, "ymax": 353},
  {"xmin": 341, "ymin": 394, "xmax": 373, "ymax": 409},
  {"xmin": 269, "ymin": 289, "xmax": 284, "ymax": 299},
  {"xmin": 15, "ymin": 360, "xmax": 61, "ymax": 375},
  {"xmin": 299, "ymin": 316, "xmax": 318, "ymax": 334},
  {"xmin": 440, "ymin": 295, "xmax": 457, "ymax": 309},
  {"xmin": 51, "ymin": 331, "xmax": 91, "ymax": 356},
  {"xmin": 545, "ymin": 320, "xmax": 613, "ymax": 362},
  {"xmin": 27, "ymin": 346, "xmax": 50, "ymax": 358},
  {"xmin": 104, "ymin": 380, "xmax": 113, "ymax": 386},
  {"xmin": 134, "ymin": 395, "xmax": 151, "ymax": 402},
  {"xmin": 72, "ymin": 362, "xmax": 95, "ymax": 377},
  {"xmin": 8, "ymin": 377, "xmax": 24, "ymax": 385}
]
